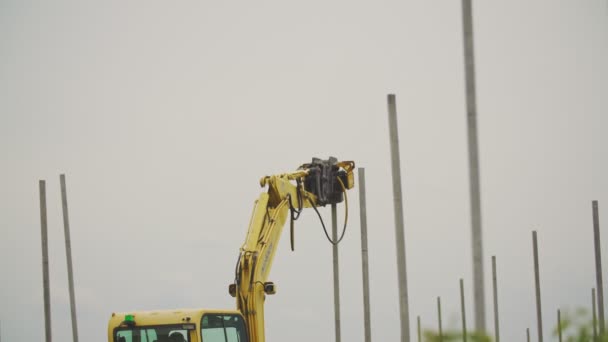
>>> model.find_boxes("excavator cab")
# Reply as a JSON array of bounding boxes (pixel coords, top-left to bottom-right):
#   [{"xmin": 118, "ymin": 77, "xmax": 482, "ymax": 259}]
[{"xmin": 108, "ymin": 309, "xmax": 248, "ymax": 342}]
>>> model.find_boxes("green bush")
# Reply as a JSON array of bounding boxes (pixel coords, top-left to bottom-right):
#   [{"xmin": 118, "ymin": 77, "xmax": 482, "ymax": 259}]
[
  {"xmin": 423, "ymin": 330, "xmax": 491, "ymax": 342},
  {"xmin": 420, "ymin": 307, "xmax": 608, "ymax": 342},
  {"xmin": 553, "ymin": 308, "xmax": 608, "ymax": 342}
]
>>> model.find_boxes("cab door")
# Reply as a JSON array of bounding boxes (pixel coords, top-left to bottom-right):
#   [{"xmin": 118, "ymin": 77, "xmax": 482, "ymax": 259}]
[{"xmin": 200, "ymin": 314, "xmax": 248, "ymax": 342}]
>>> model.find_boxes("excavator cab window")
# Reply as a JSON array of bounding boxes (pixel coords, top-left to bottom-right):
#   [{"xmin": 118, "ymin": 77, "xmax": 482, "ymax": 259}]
[
  {"xmin": 115, "ymin": 325, "xmax": 191, "ymax": 342},
  {"xmin": 201, "ymin": 314, "xmax": 248, "ymax": 342}
]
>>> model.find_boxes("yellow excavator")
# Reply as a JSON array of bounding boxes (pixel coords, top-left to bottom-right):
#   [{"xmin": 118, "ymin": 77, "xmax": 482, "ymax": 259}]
[{"xmin": 107, "ymin": 157, "xmax": 355, "ymax": 342}]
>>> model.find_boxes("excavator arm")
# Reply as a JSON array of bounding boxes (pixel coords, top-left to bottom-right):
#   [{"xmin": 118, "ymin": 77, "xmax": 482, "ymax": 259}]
[{"xmin": 229, "ymin": 158, "xmax": 355, "ymax": 342}]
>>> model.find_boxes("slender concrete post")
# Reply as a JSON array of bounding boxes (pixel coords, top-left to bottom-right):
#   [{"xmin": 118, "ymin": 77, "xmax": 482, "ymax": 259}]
[
  {"xmin": 461, "ymin": 0, "xmax": 486, "ymax": 332},
  {"xmin": 331, "ymin": 203, "xmax": 341, "ymax": 342},
  {"xmin": 593, "ymin": 288, "xmax": 598, "ymax": 342},
  {"xmin": 492, "ymin": 256, "xmax": 500, "ymax": 342},
  {"xmin": 532, "ymin": 231, "xmax": 543, "ymax": 342},
  {"xmin": 39, "ymin": 180, "xmax": 52, "ymax": 342},
  {"xmin": 592, "ymin": 200, "xmax": 605, "ymax": 336},
  {"xmin": 417, "ymin": 316, "xmax": 421, "ymax": 342},
  {"xmin": 527, "ymin": 328, "xmax": 530, "ymax": 342},
  {"xmin": 387, "ymin": 94, "xmax": 411, "ymax": 342},
  {"xmin": 60, "ymin": 174, "xmax": 79, "ymax": 342},
  {"xmin": 358, "ymin": 168, "xmax": 372, "ymax": 342},
  {"xmin": 437, "ymin": 297, "xmax": 443, "ymax": 342},
  {"xmin": 557, "ymin": 309, "xmax": 562, "ymax": 342},
  {"xmin": 460, "ymin": 279, "xmax": 468, "ymax": 342}
]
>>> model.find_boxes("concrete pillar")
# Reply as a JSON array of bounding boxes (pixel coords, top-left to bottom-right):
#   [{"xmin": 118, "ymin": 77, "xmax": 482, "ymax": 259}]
[{"xmin": 387, "ymin": 94, "xmax": 411, "ymax": 342}]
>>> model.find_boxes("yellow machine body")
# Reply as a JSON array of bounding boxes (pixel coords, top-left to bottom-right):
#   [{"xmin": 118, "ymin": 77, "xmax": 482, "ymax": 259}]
[{"xmin": 107, "ymin": 158, "xmax": 355, "ymax": 342}]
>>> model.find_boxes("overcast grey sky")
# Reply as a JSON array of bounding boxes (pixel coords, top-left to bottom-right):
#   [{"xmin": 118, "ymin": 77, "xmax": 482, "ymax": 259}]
[{"xmin": 1, "ymin": 1, "xmax": 607, "ymax": 341}]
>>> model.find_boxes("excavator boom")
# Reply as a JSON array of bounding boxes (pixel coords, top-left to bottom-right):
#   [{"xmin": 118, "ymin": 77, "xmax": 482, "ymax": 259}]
[{"xmin": 233, "ymin": 157, "xmax": 354, "ymax": 342}]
